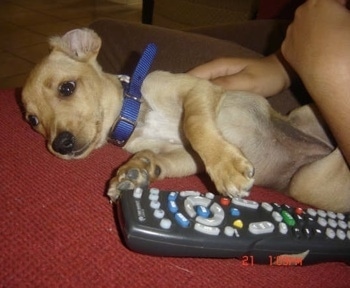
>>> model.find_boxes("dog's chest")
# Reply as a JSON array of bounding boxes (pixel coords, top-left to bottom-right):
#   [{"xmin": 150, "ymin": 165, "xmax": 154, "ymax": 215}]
[{"xmin": 134, "ymin": 104, "xmax": 182, "ymax": 144}]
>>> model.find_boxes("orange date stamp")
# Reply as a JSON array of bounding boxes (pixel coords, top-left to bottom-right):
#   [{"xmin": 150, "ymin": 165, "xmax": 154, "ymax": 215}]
[{"xmin": 242, "ymin": 255, "xmax": 304, "ymax": 266}]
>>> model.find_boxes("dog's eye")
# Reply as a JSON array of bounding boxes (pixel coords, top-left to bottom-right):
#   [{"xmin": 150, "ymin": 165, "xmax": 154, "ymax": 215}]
[
  {"xmin": 58, "ymin": 81, "xmax": 76, "ymax": 96},
  {"xmin": 27, "ymin": 115, "xmax": 39, "ymax": 127}
]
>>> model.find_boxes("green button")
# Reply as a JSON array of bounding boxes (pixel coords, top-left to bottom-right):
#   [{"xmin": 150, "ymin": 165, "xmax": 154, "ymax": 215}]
[{"xmin": 281, "ymin": 210, "xmax": 296, "ymax": 226}]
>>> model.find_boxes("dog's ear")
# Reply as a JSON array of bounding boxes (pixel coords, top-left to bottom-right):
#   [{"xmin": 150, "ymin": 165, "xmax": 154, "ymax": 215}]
[{"xmin": 49, "ymin": 28, "xmax": 101, "ymax": 62}]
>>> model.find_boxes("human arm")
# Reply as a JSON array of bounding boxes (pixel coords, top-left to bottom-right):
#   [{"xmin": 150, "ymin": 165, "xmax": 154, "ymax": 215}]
[
  {"xmin": 188, "ymin": 53, "xmax": 292, "ymax": 97},
  {"xmin": 281, "ymin": 0, "xmax": 350, "ymax": 164}
]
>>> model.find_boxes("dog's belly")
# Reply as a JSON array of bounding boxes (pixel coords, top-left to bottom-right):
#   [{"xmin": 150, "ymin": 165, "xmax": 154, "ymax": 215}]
[{"xmin": 217, "ymin": 92, "xmax": 331, "ymax": 190}]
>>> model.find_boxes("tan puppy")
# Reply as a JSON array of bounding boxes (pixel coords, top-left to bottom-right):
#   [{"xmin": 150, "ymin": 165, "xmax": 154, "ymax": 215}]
[{"xmin": 22, "ymin": 29, "xmax": 350, "ymax": 212}]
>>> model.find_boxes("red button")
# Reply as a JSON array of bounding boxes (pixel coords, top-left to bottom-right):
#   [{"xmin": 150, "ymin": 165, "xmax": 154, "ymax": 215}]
[
  {"xmin": 220, "ymin": 197, "xmax": 231, "ymax": 206},
  {"xmin": 295, "ymin": 207, "xmax": 304, "ymax": 215}
]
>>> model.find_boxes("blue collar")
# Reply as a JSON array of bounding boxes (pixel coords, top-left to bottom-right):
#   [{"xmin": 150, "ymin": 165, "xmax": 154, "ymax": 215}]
[{"xmin": 109, "ymin": 43, "xmax": 157, "ymax": 147}]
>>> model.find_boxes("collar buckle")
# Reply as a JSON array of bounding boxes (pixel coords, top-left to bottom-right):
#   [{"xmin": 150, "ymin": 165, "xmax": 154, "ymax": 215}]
[{"xmin": 108, "ymin": 115, "xmax": 137, "ymax": 147}]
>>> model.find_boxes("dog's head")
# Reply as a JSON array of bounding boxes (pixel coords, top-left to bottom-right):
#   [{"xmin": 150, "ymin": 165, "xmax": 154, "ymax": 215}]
[{"xmin": 22, "ymin": 28, "xmax": 123, "ymax": 159}]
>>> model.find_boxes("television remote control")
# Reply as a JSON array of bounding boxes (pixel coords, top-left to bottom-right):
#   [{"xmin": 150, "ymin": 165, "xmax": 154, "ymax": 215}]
[{"xmin": 114, "ymin": 187, "xmax": 350, "ymax": 265}]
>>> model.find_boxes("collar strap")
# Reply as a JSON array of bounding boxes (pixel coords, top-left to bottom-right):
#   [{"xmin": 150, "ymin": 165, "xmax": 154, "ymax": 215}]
[{"xmin": 109, "ymin": 43, "xmax": 157, "ymax": 147}]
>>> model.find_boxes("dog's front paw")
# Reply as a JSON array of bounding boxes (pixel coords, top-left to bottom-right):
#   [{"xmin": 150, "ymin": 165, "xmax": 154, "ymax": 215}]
[
  {"xmin": 207, "ymin": 147, "xmax": 255, "ymax": 198},
  {"xmin": 107, "ymin": 150, "xmax": 161, "ymax": 202}
]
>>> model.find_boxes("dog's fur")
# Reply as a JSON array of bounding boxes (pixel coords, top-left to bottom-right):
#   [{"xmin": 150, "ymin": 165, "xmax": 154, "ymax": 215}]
[{"xmin": 22, "ymin": 29, "xmax": 350, "ymax": 212}]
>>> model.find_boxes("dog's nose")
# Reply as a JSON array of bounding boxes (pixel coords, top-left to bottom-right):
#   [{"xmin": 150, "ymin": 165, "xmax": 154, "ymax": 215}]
[{"xmin": 52, "ymin": 131, "xmax": 75, "ymax": 155}]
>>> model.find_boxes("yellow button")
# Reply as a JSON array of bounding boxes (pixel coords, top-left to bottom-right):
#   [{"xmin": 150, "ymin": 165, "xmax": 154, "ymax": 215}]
[{"xmin": 233, "ymin": 219, "xmax": 243, "ymax": 229}]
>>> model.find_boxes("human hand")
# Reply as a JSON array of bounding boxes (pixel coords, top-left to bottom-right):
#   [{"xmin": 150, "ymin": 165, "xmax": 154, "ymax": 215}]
[{"xmin": 188, "ymin": 54, "xmax": 291, "ymax": 97}]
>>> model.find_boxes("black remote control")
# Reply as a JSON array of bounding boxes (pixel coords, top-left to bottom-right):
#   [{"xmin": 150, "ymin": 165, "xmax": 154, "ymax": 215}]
[{"xmin": 114, "ymin": 187, "xmax": 350, "ymax": 265}]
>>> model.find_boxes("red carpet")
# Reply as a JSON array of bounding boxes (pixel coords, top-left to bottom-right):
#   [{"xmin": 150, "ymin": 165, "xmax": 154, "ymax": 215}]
[{"xmin": 1, "ymin": 88, "xmax": 349, "ymax": 287}]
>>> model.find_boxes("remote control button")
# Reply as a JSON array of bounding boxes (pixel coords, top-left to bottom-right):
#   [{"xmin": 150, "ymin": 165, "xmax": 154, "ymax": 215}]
[
  {"xmin": 194, "ymin": 223, "xmax": 220, "ymax": 235},
  {"xmin": 133, "ymin": 187, "xmax": 143, "ymax": 199},
  {"xmin": 272, "ymin": 211, "xmax": 283, "ymax": 222},
  {"xmin": 220, "ymin": 197, "xmax": 231, "ymax": 206},
  {"xmin": 317, "ymin": 217, "xmax": 327, "ymax": 227},
  {"xmin": 292, "ymin": 227, "xmax": 302, "ymax": 239},
  {"xmin": 205, "ymin": 192, "xmax": 215, "ymax": 199},
  {"xmin": 224, "ymin": 226, "xmax": 241, "ymax": 237},
  {"xmin": 168, "ymin": 191, "xmax": 178, "ymax": 201},
  {"xmin": 232, "ymin": 198, "xmax": 259, "ymax": 209},
  {"xmin": 160, "ymin": 218, "xmax": 172, "ymax": 229},
  {"xmin": 337, "ymin": 213, "xmax": 345, "ymax": 220},
  {"xmin": 224, "ymin": 226, "xmax": 235, "ymax": 236},
  {"xmin": 197, "ymin": 214, "xmax": 224, "ymax": 227},
  {"xmin": 196, "ymin": 205, "xmax": 210, "ymax": 218},
  {"xmin": 175, "ymin": 213, "xmax": 190, "ymax": 228},
  {"xmin": 338, "ymin": 220, "xmax": 347, "ymax": 230},
  {"xmin": 149, "ymin": 188, "xmax": 160, "ymax": 195},
  {"xmin": 294, "ymin": 214, "xmax": 305, "ymax": 226},
  {"xmin": 149, "ymin": 193, "xmax": 159, "ymax": 201},
  {"xmin": 210, "ymin": 203, "xmax": 225, "ymax": 220},
  {"xmin": 180, "ymin": 191, "xmax": 200, "ymax": 197},
  {"xmin": 317, "ymin": 209, "xmax": 327, "ymax": 218},
  {"xmin": 305, "ymin": 216, "xmax": 315, "ymax": 225},
  {"xmin": 327, "ymin": 211, "xmax": 337, "ymax": 219},
  {"xmin": 295, "ymin": 207, "xmax": 304, "ymax": 215},
  {"xmin": 328, "ymin": 218, "xmax": 337, "ymax": 228},
  {"xmin": 347, "ymin": 231, "xmax": 350, "ymax": 240},
  {"xmin": 326, "ymin": 228, "xmax": 335, "ymax": 239},
  {"xmin": 307, "ymin": 208, "xmax": 317, "ymax": 217},
  {"xmin": 281, "ymin": 210, "xmax": 295, "ymax": 226},
  {"xmin": 154, "ymin": 209, "xmax": 165, "ymax": 219},
  {"xmin": 150, "ymin": 200, "xmax": 161, "ymax": 210},
  {"xmin": 196, "ymin": 203, "xmax": 224, "ymax": 227},
  {"xmin": 184, "ymin": 198, "xmax": 197, "ymax": 218},
  {"xmin": 302, "ymin": 227, "xmax": 312, "ymax": 239},
  {"xmin": 313, "ymin": 228, "xmax": 323, "ymax": 237},
  {"xmin": 261, "ymin": 202, "xmax": 273, "ymax": 212},
  {"xmin": 336, "ymin": 229, "xmax": 346, "ymax": 240},
  {"xmin": 233, "ymin": 219, "xmax": 243, "ymax": 229},
  {"xmin": 168, "ymin": 200, "xmax": 178, "ymax": 213},
  {"xmin": 230, "ymin": 208, "xmax": 240, "ymax": 217},
  {"xmin": 186, "ymin": 196, "xmax": 211, "ymax": 208},
  {"xmin": 279, "ymin": 222, "xmax": 288, "ymax": 234},
  {"xmin": 248, "ymin": 221, "xmax": 275, "ymax": 235}
]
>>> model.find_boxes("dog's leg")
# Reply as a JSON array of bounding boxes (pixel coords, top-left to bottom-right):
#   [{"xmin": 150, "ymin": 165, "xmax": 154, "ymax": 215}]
[
  {"xmin": 288, "ymin": 104, "xmax": 334, "ymax": 148},
  {"xmin": 288, "ymin": 148, "xmax": 350, "ymax": 212},
  {"xmin": 107, "ymin": 148, "xmax": 201, "ymax": 201},
  {"xmin": 181, "ymin": 85, "xmax": 255, "ymax": 198}
]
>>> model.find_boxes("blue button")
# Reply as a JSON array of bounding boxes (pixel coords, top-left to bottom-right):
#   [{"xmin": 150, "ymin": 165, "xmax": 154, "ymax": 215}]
[
  {"xmin": 230, "ymin": 208, "xmax": 240, "ymax": 217},
  {"xmin": 168, "ymin": 191, "xmax": 178, "ymax": 201},
  {"xmin": 175, "ymin": 213, "xmax": 190, "ymax": 228},
  {"xmin": 168, "ymin": 200, "xmax": 178, "ymax": 213},
  {"xmin": 196, "ymin": 205, "xmax": 210, "ymax": 218}
]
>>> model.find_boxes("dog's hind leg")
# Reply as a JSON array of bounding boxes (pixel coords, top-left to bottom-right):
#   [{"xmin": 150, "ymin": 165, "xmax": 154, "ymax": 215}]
[
  {"xmin": 288, "ymin": 104, "xmax": 335, "ymax": 148},
  {"xmin": 288, "ymin": 148, "xmax": 350, "ymax": 212}
]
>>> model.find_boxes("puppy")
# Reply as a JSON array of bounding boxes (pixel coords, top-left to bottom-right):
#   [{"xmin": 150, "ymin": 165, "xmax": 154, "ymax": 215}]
[{"xmin": 22, "ymin": 28, "xmax": 350, "ymax": 212}]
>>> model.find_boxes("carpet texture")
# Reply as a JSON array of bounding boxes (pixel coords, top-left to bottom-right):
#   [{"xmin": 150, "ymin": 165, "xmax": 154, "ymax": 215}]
[{"xmin": 1, "ymin": 88, "xmax": 349, "ymax": 287}]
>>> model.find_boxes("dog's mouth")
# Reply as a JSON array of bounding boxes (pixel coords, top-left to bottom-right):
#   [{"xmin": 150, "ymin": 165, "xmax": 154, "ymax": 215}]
[{"xmin": 49, "ymin": 131, "xmax": 94, "ymax": 159}]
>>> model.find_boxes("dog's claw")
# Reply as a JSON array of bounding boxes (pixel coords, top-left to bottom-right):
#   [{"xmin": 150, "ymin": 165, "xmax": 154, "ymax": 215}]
[
  {"xmin": 246, "ymin": 167, "xmax": 255, "ymax": 179},
  {"xmin": 107, "ymin": 179, "xmax": 136, "ymax": 202}
]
